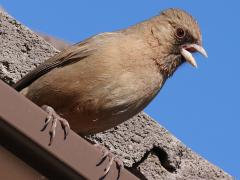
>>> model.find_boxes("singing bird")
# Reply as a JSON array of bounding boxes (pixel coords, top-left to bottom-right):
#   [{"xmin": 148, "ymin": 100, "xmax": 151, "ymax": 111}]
[{"xmin": 14, "ymin": 8, "xmax": 207, "ymax": 175}]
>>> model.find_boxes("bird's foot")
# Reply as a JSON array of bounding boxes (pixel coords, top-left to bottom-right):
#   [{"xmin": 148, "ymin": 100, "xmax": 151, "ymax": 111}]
[
  {"xmin": 95, "ymin": 144, "xmax": 124, "ymax": 180},
  {"xmin": 41, "ymin": 105, "xmax": 70, "ymax": 145}
]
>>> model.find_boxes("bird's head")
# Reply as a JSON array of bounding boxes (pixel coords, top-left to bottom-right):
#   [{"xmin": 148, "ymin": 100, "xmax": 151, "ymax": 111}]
[{"xmin": 150, "ymin": 8, "xmax": 208, "ymax": 77}]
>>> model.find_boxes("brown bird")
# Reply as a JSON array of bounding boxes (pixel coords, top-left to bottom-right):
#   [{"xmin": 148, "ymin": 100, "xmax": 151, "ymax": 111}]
[{"xmin": 13, "ymin": 8, "xmax": 207, "ymax": 176}]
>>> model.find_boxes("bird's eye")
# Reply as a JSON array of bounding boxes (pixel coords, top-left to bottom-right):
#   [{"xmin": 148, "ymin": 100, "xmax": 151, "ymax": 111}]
[{"xmin": 176, "ymin": 28, "xmax": 185, "ymax": 39}]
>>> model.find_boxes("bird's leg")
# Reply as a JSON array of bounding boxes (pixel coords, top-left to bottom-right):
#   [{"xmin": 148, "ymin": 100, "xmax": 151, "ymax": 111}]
[
  {"xmin": 94, "ymin": 144, "xmax": 124, "ymax": 179},
  {"xmin": 41, "ymin": 105, "xmax": 70, "ymax": 145}
]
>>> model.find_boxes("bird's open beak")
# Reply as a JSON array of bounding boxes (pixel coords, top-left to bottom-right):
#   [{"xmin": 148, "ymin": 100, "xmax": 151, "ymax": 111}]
[{"xmin": 180, "ymin": 44, "xmax": 208, "ymax": 68}]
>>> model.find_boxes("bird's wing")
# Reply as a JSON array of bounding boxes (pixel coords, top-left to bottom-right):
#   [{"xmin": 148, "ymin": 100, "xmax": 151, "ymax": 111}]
[{"xmin": 13, "ymin": 40, "xmax": 95, "ymax": 91}]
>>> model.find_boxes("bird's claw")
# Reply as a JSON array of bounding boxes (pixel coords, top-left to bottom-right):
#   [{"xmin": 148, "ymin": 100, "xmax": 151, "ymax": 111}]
[
  {"xmin": 95, "ymin": 144, "xmax": 124, "ymax": 180},
  {"xmin": 41, "ymin": 105, "xmax": 70, "ymax": 145}
]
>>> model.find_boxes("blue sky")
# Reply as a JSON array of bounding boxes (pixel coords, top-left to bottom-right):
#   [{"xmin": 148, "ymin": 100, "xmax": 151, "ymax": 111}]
[{"xmin": 1, "ymin": 0, "xmax": 239, "ymax": 178}]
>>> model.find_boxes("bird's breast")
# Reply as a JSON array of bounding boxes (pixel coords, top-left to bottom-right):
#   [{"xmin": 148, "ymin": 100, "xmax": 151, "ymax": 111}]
[{"xmin": 23, "ymin": 34, "xmax": 165, "ymax": 134}]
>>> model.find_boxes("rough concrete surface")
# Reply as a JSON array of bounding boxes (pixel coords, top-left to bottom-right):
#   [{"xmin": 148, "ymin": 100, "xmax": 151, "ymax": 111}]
[
  {"xmin": 0, "ymin": 9, "xmax": 233, "ymax": 180},
  {"xmin": 0, "ymin": 9, "xmax": 57, "ymax": 85}
]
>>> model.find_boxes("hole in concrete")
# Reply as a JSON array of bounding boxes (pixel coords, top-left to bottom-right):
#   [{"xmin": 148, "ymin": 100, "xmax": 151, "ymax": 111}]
[
  {"xmin": 152, "ymin": 146, "xmax": 176, "ymax": 173},
  {"xmin": 127, "ymin": 146, "xmax": 177, "ymax": 179},
  {"xmin": 1, "ymin": 61, "xmax": 10, "ymax": 69}
]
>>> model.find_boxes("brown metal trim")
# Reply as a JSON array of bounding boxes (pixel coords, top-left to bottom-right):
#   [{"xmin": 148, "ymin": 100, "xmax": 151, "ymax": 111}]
[
  {"xmin": 0, "ymin": 80, "xmax": 138, "ymax": 180},
  {"xmin": 0, "ymin": 146, "xmax": 44, "ymax": 179}
]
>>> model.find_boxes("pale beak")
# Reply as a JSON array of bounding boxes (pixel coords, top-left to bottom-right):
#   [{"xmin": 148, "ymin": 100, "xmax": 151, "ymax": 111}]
[{"xmin": 180, "ymin": 44, "xmax": 208, "ymax": 68}]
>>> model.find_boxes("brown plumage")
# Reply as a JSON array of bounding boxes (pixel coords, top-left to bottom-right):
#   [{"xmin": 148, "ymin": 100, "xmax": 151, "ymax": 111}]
[{"xmin": 14, "ymin": 8, "xmax": 207, "ymax": 136}]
